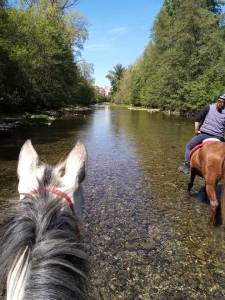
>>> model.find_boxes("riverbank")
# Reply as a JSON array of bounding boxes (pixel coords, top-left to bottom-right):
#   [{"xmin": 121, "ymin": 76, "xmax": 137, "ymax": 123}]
[
  {"xmin": 128, "ymin": 106, "xmax": 181, "ymax": 116},
  {"xmin": 0, "ymin": 106, "xmax": 224, "ymax": 299},
  {"xmin": 0, "ymin": 105, "xmax": 93, "ymax": 131},
  {"xmin": 108, "ymin": 104, "xmax": 183, "ymax": 116},
  {"xmin": 128, "ymin": 106, "xmax": 160, "ymax": 113}
]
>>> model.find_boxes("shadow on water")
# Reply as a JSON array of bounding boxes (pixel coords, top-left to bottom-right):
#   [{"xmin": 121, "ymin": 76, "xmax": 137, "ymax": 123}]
[
  {"xmin": 0, "ymin": 116, "xmax": 89, "ymax": 160},
  {"xmin": 0, "ymin": 115, "xmax": 92, "ymax": 199},
  {"xmin": 1, "ymin": 107, "xmax": 225, "ymax": 299}
]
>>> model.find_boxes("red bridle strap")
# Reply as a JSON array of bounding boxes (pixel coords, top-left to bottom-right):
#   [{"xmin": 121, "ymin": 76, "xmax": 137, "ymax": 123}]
[{"xmin": 20, "ymin": 188, "xmax": 75, "ymax": 215}]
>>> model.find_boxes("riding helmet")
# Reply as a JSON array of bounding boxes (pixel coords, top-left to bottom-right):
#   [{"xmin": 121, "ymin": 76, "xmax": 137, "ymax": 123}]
[{"xmin": 218, "ymin": 93, "xmax": 225, "ymax": 101}]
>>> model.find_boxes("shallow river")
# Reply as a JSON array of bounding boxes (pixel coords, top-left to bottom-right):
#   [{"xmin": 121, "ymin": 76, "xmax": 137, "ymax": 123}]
[{"xmin": 0, "ymin": 106, "xmax": 225, "ymax": 299}]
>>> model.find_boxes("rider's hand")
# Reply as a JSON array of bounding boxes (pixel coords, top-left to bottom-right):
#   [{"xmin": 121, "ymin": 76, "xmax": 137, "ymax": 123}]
[{"xmin": 195, "ymin": 130, "xmax": 200, "ymax": 135}]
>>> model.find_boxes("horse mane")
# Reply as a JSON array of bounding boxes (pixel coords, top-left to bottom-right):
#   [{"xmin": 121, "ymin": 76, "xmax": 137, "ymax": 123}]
[{"xmin": 0, "ymin": 167, "xmax": 88, "ymax": 300}]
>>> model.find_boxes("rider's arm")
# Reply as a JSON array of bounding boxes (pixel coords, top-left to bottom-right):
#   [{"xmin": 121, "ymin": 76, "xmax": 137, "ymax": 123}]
[
  {"xmin": 194, "ymin": 105, "xmax": 210, "ymax": 134},
  {"xmin": 194, "ymin": 121, "xmax": 200, "ymax": 134}
]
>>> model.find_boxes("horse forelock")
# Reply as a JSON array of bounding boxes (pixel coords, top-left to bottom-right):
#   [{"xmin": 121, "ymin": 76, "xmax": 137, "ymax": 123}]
[
  {"xmin": 37, "ymin": 164, "xmax": 61, "ymax": 190},
  {"xmin": 37, "ymin": 164, "xmax": 76, "ymax": 196},
  {"xmin": 42, "ymin": 165, "xmax": 54, "ymax": 187}
]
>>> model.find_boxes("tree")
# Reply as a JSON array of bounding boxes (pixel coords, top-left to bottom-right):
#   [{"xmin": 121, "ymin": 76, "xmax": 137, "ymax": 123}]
[
  {"xmin": 113, "ymin": 0, "xmax": 225, "ymax": 113},
  {"xmin": 106, "ymin": 64, "xmax": 126, "ymax": 97},
  {"xmin": 206, "ymin": 0, "xmax": 225, "ymax": 14},
  {"xmin": 154, "ymin": 0, "xmax": 225, "ymax": 112},
  {"xmin": 0, "ymin": 1, "xmax": 91, "ymax": 112},
  {"xmin": 18, "ymin": 0, "xmax": 79, "ymax": 10},
  {"xmin": 78, "ymin": 60, "xmax": 94, "ymax": 83},
  {"xmin": 112, "ymin": 68, "xmax": 132, "ymax": 104}
]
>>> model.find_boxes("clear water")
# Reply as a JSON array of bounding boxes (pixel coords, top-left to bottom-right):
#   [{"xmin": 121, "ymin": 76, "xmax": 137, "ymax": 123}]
[{"xmin": 0, "ymin": 106, "xmax": 225, "ymax": 299}]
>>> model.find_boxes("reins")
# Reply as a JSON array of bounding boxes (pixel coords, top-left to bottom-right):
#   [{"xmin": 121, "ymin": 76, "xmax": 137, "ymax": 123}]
[{"xmin": 20, "ymin": 188, "xmax": 75, "ymax": 215}]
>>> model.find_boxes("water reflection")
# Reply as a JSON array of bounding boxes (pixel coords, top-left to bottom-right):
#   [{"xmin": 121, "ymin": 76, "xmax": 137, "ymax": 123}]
[{"xmin": 0, "ymin": 107, "xmax": 225, "ymax": 299}]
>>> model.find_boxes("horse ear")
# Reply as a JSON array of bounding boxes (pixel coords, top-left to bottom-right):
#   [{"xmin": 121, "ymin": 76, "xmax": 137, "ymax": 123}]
[
  {"xmin": 61, "ymin": 141, "xmax": 87, "ymax": 193},
  {"xmin": 18, "ymin": 140, "xmax": 39, "ymax": 177},
  {"xmin": 17, "ymin": 140, "xmax": 39, "ymax": 196}
]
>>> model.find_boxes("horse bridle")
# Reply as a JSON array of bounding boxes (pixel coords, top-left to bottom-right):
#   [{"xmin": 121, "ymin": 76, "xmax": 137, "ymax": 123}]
[{"xmin": 20, "ymin": 188, "xmax": 75, "ymax": 215}]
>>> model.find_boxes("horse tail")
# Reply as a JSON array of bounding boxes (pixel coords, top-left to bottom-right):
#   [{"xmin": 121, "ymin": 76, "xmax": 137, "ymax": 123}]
[
  {"xmin": 221, "ymin": 158, "xmax": 225, "ymax": 225},
  {"xmin": 7, "ymin": 246, "xmax": 30, "ymax": 300}
]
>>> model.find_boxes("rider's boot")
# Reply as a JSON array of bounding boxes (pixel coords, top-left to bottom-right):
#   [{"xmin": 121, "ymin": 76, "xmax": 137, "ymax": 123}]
[{"xmin": 178, "ymin": 161, "xmax": 190, "ymax": 175}]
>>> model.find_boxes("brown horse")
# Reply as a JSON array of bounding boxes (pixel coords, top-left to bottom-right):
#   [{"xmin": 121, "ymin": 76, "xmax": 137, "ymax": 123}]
[{"xmin": 187, "ymin": 140, "xmax": 225, "ymax": 225}]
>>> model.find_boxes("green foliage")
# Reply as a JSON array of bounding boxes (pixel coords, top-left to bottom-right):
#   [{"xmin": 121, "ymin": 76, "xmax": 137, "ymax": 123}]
[
  {"xmin": 106, "ymin": 64, "xmax": 126, "ymax": 98},
  {"xmin": 113, "ymin": 0, "xmax": 225, "ymax": 114},
  {"xmin": 0, "ymin": 1, "xmax": 93, "ymax": 113},
  {"xmin": 206, "ymin": 0, "xmax": 225, "ymax": 14},
  {"xmin": 76, "ymin": 78, "xmax": 95, "ymax": 105},
  {"xmin": 94, "ymin": 88, "xmax": 107, "ymax": 103},
  {"xmin": 78, "ymin": 60, "xmax": 94, "ymax": 83}
]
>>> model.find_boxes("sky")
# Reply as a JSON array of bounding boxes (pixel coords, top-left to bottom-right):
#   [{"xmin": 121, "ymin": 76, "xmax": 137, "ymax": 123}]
[{"xmin": 75, "ymin": 0, "xmax": 164, "ymax": 87}]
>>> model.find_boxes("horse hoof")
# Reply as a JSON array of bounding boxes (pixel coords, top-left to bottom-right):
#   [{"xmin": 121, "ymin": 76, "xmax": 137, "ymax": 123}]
[
  {"xmin": 187, "ymin": 190, "xmax": 192, "ymax": 197},
  {"xmin": 208, "ymin": 219, "xmax": 215, "ymax": 226}
]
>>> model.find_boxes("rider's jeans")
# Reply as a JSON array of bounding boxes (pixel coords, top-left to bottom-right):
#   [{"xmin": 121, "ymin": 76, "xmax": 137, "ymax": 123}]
[{"xmin": 185, "ymin": 132, "xmax": 224, "ymax": 161}]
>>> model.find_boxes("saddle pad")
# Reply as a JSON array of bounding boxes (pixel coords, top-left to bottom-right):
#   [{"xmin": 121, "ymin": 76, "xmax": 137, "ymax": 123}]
[{"xmin": 190, "ymin": 138, "xmax": 220, "ymax": 158}]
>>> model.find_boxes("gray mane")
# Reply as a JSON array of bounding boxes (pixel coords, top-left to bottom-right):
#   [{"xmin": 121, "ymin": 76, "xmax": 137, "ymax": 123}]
[{"xmin": 0, "ymin": 167, "xmax": 88, "ymax": 299}]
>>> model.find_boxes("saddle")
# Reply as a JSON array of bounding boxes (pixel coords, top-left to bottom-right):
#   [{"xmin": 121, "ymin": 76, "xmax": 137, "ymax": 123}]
[{"xmin": 190, "ymin": 138, "xmax": 221, "ymax": 158}]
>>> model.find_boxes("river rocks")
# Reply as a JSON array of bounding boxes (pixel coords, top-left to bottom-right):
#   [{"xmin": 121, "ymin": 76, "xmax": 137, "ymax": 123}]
[
  {"xmin": 0, "ymin": 115, "xmax": 52, "ymax": 131},
  {"xmin": 0, "ymin": 118, "xmax": 24, "ymax": 131},
  {"xmin": 128, "ymin": 107, "xmax": 160, "ymax": 113},
  {"xmin": 58, "ymin": 105, "xmax": 93, "ymax": 117},
  {"xmin": 0, "ymin": 105, "xmax": 93, "ymax": 132},
  {"xmin": 25, "ymin": 113, "xmax": 55, "ymax": 125}
]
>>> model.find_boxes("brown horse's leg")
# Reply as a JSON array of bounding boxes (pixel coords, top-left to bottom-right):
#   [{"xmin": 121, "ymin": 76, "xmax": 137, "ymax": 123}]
[
  {"xmin": 188, "ymin": 170, "xmax": 196, "ymax": 194},
  {"xmin": 206, "ymin": 183, "xmax": 219, "ymax": 225},
  {"xmin": 203, "ymin": 185, "xmax": 207, "ymax": 201}
]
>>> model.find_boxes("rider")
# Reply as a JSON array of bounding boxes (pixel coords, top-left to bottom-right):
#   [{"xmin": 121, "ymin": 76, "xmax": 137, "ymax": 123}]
[{"xmin": 179, "ymin": 93, "xmax": 225, "ymax": 174}]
